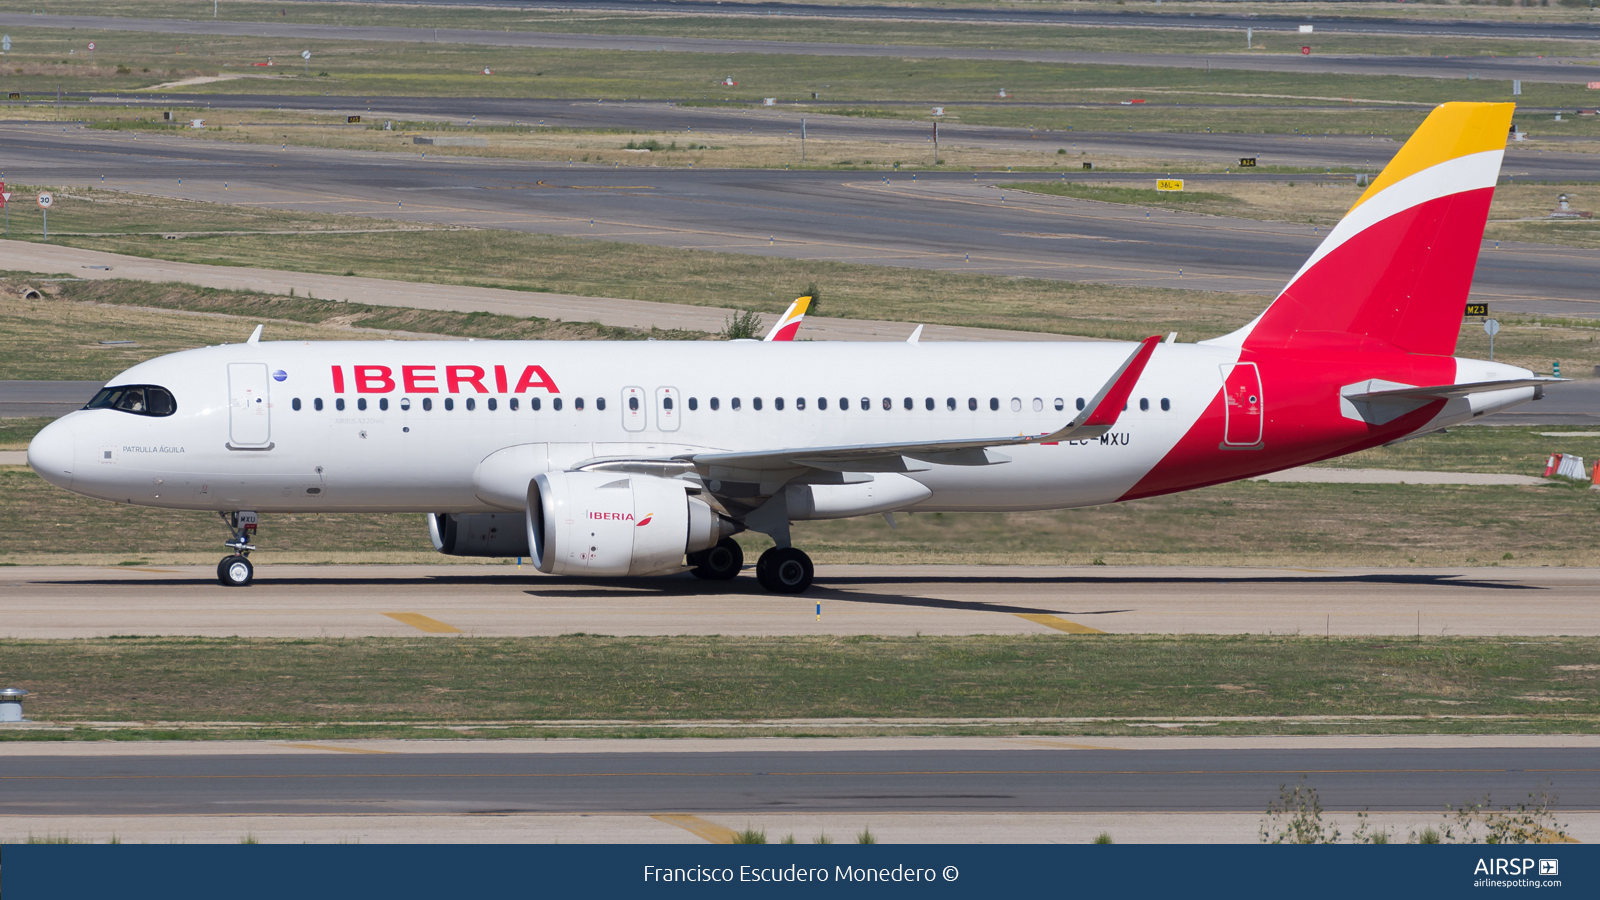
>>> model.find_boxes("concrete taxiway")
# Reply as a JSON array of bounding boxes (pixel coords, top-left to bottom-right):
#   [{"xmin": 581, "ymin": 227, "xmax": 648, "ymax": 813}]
[
  {"xmin": 0, "ymin": 738, "xmax": 1594, "ymax": 843},
  {"xmin": 3, "ymin": 125, "xmax": 1597, "ymax": 312},
  {"xmin": 3, "ymin": 564, "xmax": 1597, "ymax": 638}
]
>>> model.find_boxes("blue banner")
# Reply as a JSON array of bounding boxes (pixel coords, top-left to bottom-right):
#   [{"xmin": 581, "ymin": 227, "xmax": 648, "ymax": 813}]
[{"xmin": 3, "ymin": 844, "xmax": 1595, "ymax": 899}]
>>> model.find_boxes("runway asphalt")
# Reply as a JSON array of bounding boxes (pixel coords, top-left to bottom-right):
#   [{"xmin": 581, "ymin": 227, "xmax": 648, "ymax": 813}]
[
  {"xmin": 3, "ymin": 124, "xmax": 1596, "ymax": 313},
  {"xmin": 0, "ymin": 744, "xmax": 1592, "ymax": 817},
  {"xmin": 5, "ymin": 13, "xmax": 1596, "ymax": 84},
  {"xmin": 3, "ymin": 564, "xmax": 1596, "ymax": 638}
]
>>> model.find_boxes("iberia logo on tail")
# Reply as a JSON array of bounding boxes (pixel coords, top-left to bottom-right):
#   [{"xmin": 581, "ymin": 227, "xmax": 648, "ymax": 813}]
[
  {"xmin": 1218, "ymin": 102, "xmax": 1514, "ymax": 357},
  {"xmin": 763, "ymin": 296, "xmax": 812, "ymax": 342}
]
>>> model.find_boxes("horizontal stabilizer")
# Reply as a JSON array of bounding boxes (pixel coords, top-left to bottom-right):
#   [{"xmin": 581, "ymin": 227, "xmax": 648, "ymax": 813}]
[
  {"xmin": 1342, "ymin": 376, "xmax": 1565, "ymax": 402},
  {"xmin": 1340, "ymin": 376, "xmax": 1564, "ymax": 426}
]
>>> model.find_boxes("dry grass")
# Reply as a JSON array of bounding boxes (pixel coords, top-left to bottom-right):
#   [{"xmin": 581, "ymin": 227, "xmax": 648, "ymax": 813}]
[
  {"xmin": 1, "ymin": 634, "xmax": 1595, "ymax": 740},
  {"xmin": 0, "ymin": 276, "xmax": 703, "ymax": 382}
]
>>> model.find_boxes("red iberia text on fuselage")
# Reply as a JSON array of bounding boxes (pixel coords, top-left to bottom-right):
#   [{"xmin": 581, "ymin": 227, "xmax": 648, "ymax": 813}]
[{"xmin": 331, "ymin": 364, "xmax": 561, "ymax": 394}]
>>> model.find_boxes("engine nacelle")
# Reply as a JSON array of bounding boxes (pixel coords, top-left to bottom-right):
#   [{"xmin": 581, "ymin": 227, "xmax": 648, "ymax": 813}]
[
  {"xmin": 527, "ymin": 471, "xmax": 735, "ymax": 576},
  {"xmin": 429, "ymin": 512, "xmax": 531, "ymax": 557}
]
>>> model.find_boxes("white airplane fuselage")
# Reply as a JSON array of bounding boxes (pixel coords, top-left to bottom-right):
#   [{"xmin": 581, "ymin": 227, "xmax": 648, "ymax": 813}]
[{"xmin": 28, "ymin": 338, "xmax": 1534, "ymax": 516}]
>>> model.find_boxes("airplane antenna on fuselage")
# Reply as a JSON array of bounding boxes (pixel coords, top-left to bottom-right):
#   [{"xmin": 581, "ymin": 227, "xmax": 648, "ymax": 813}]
[{"xmin": 246, "ymin": 324, "xmax": 263, "ymax": 344}]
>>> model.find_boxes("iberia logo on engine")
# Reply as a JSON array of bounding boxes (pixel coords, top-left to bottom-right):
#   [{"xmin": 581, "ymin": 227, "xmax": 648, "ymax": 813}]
[{"xmin": 585, "ymin": 511, "xmax": 654, "ymax": 526}]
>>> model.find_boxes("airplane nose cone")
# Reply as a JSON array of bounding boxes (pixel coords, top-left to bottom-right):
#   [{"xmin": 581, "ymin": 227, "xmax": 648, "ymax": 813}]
[{"xmin": 27, "ymin": 418, "xmax": 75, "ymax": 490}]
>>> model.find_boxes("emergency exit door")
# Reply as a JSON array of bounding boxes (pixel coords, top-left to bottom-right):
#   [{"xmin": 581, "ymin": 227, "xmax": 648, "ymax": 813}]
[
  {"xmin": 621, "ymin": 386, "xmax": 647, "ymax": 432},
  {"xmin": 228, "ymin": 363, "xmax": 272, "ymax": 447},
  {"xmin": 655, "ymin": 386, "xmax": 680, "ymax": 432},
  {"xmin": 1220, "ymin": 362, "xmax": 1263, "ymax": 448}
]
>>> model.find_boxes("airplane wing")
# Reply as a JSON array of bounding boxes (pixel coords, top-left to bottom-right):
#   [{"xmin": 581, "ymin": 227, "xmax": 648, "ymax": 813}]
[
  {"xmin": 675, "ymin": 335, "xmax": 1162, "ymax": 474},
  {"xmin": 762, "ymin": 296, "xmax": 812, "ymax": 341}
]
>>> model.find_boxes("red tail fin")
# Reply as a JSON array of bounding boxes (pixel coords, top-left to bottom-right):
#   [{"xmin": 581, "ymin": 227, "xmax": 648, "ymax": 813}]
[{"xmin": 1212, "ymin": 103, "xmax": 1514, "ymax": 357}]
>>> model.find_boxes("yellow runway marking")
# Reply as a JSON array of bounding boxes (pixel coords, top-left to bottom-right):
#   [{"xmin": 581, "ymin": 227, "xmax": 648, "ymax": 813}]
[
  {"xmin": 1014, "ymin": 613, "xmax": 1107, "ymax": 635},
  {"xmin": 652, "ymin": 814, "xmax": 738, "ymax": 844},
  {"xmin": 278, "ymin": 743, "xmax": 396, "ymax": 755},
  {"xmin": 383, "ymin": 612, "xmax": 462, "ymax": 634}
]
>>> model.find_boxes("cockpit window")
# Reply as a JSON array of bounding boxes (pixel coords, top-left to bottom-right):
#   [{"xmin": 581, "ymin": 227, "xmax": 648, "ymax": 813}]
[{"xmin": 84, "ymin": 385, "xmax": 177, "ymax": 418}]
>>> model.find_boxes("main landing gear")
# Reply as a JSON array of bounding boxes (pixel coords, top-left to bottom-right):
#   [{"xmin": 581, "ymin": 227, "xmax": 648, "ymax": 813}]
[
  {"xmin": 688, "ymin": 537, "xmax": 744, "ymax": 581},
  {"xmin": 756, "ymin": 546, "xmax": 814, "ymax": 594},
  {"xmin": 217, "ymin": 511, "xmax": 258, "ymax": 587},
  {"xmin": 688, "ymin": 538, "xmax": 815, "ymax": 593}
]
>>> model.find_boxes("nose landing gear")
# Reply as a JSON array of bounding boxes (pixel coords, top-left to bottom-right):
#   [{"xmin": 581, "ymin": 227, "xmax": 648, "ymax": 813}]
[{"xmin": 217, "ymin": 511, "xmax": 258, "ymax": 587}]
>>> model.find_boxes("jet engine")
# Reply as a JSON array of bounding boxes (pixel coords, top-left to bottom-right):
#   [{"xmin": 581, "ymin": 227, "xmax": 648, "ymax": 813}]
[
  {"xmin": 429, "ymin": 511, "xmax": 531, "ymax": 557},
  {"xmin": 527, "ymin": 470, "xmax": 738, "ymax": 576}
]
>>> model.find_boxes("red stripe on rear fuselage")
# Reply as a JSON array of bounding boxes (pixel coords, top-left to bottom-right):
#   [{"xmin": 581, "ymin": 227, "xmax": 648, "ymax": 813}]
[{"xmin": 1119, "ymin": 350, "xmax": 1455, "ymax": 500}]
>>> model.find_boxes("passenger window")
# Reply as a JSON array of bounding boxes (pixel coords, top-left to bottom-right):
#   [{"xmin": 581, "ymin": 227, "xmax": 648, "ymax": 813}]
[
  {"xmin": 466, "ymin": 398, "xmax": 476, "ymax": 411},
  {"xmin": 1161, "ymin": 398, "xmax": 1171, "ymax": 411},
  {"xmin": 774, "ymin": 397, "xmax": 784, "ymax": 411},
  {"xmin": 446, "ymin": 398, "xmax": 456, "ymax": 411},
  {"xmin": 1010, "ymin": 398, "xmax": 1021, "ymax": 412},
  {"xmin": 422, "ymin": 398, "xmax": 432, "ymax": 412},
  {"xmin": 314, "ymin": 398, "xmax": 324, "ymax": 411},
  {"xmin": 1139, "ymin": 398, "xmax": 1149, "ymax": 411},
  {"xmin": 753, "ymin": 397, "xmax": 763, "ymax": 411},
  {"xmin": 553, "ymin": 397, "xmax": 562, "ymax": 411},
  {"xmin": 575, "ymin": 397, "xmax": 585, "ymax": 411},
  {"xmin": 663, "ymin": 397, "xmax": 673, "ymax": 410},
  {"xmin": 292, "ymin": 398, "xmax": 302, "ymax": 411},
  {"xmin": 903, "ymin": 397, "xmax": 912, "ymax": 410},
  {"xmin": 509, "ymin": 398, "xmax": 519, "ymax": 411},
  {"xmin": 881, "ymin": 398, "xmax": 890, "ymax": 411},
  {"xmin": 596, "ymin": 397, "xmax": 606, "ymax": 411},
  {"xmin": 531, "ymin": 397, "xmax": 542, "ymax": 411},
  {"xmin": 337, "ymin": 398, "xmax": 346, "ymax": 411},
  {"xmin": 358, "ymin": 398, "xmax": 368, "ymax": 412},
  {"xmin": 861, "ymin": 397, "xmax": 870, "ymax": 410},
  {"xmin": 990, "ymin": 398, "xmax": 999, "ymax": 411},
  {"xmin": 1076, "ymin": 398, "xmax": 1086, "ymax": 411},
  {"xmin": 400, "ymin": 397, "xmax": 411, "ymax": 411},
  {"xmin": 731, "ymin": 397, "xmax": 741, "ymax": 411},
  {"xmin": 925, "ymin": 397, "xmax": 933, "ymax": 411},
  {"xmin": 1054, "ymin": 398, "xmax": 1064, "ymax": 412},
  {"xmin": 817, "ymin": 397, "xmax": 828, "ymax": 410},
  {"xmin": 947, "ymin": 397, "xmax": 956, "ymax": 411},
  {"xmin": 967, "ymin": 398, "xmax": 976, "ymax": 411},
  {"xmin": 488, "ymin": 398, "xmax": 497, "ymax": 411},
  {"xmin": 379, "ymin": 398, "xmax": 389, "ymax": 412},
  {"xmin": 1032, "ymin": 398, "xmax": 1043, "ymax": 412},
  {"xmin": 840, "ymin": 398, "xmax": 849, "ymax": 410},
  {"xmin": 689, "ymin": 397, "xmax": 699, "ymax": 411},
  {"xmin": 710, "ymin": 397, "xmax": 720, "ymax": 411},
  {"xmin": 629, "ymin": 396, "xmax": 639, "ymax": 411},
  {"xmin": 796, "ymin": 397, "xmax": 805, "ymax": 410}
]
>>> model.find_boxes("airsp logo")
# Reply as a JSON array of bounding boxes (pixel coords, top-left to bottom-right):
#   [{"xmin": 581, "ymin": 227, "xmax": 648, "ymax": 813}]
[{"xmin": 1540, "ymin": 859, "xmax": 1559, "ymax": 877}]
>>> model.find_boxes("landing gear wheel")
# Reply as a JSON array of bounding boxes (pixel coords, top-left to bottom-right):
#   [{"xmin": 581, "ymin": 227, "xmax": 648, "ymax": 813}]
[
  {"xmin": 690, "ymin": 537, "xmax": 744, "ymax": 581},
  {"xmin": 755, "ymin": 547, "xmax": 814, "ymax": 594},
  {"xmin": 218, "ymin": 555, "xmax": 253, "ymax": 587}
]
